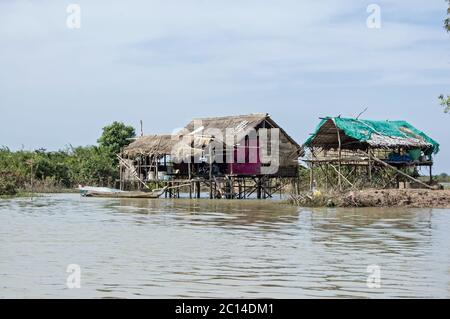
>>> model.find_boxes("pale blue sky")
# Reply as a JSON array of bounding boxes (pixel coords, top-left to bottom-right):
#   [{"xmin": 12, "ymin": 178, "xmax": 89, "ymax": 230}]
[{"xmin": 1, "ymin": 0, "xmax": 449, "ymax": 172}]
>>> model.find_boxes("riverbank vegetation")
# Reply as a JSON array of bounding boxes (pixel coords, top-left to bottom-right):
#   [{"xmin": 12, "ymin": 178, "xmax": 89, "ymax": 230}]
[{"xmin": 0, "ymin": 122, "xmax": 135, "ymax": 195}]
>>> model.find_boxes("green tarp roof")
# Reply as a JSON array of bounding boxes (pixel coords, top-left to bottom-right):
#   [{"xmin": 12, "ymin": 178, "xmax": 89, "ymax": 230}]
[{"xmin": 304, "ymin": 117, "xmax": 439, "ymax": 154}]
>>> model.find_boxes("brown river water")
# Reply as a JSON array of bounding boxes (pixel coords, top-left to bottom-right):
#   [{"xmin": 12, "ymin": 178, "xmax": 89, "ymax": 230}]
[{"xmin": 1, "ymin": 193, "xmax": 449, "ymax": 298}]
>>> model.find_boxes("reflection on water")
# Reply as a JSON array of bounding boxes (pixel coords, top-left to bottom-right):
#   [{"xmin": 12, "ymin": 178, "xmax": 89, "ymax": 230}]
[{"xmin": 0, "ymin": 194, "xmax": 449, "ymax": 298}]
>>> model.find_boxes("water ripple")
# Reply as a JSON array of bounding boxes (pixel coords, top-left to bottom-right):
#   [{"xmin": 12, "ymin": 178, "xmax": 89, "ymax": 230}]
[{"xmin": 0, "ymin": 194, "xmax": 449, "ymax": 298}]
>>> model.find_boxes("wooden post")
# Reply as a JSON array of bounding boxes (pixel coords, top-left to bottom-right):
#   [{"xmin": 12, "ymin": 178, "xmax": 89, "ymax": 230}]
[
  {"xmin": 231, "ymin": 176, "xmax": 235, "ymax": 199},
  {"xmin": 429, "ymin": 165, "xmax": 433, "ymax": 184},
  {"xmin": 358, "ymin": 150, "xmax": 434, "ymax": 190},
  {"xmin": 238, "ymin": 179, "xmax": 242, "ymax": 199},
  {"xmin": 368, "ymin": 147, "xmax": 372, "ymax": 184},
  {"xmin": 309, "ymin": 147, "xmax": 316, "ymax": 191},
  {"xmin": 155, "ymin": 156, "xmax": 159, "ymax": 182},
  {"xmin": 188, "ymin": 162, "xmax": 192, "ymax": 199},
  {"xmin": 138, "ymin": 157, "xmax": 141, "ymax": 191},
  {"xmin": 262, "ymin": 179, "xmax": 266, "ymax": 199},
  {"xmin": 257, "ymin": 177, "xmax": 262, "ymax": 199},
  {"xmin": 119, "ymin": 161, "xmax": 123, "ymax": 191},
  {"xmin": 196, "ymin": 181, "xmax": 201, "ymax": 198},
  {"xmin": 336, "ymin": 124, "xmax": 342, "ymax": 191},
  {"xmin": 209, "ymin": 146, "xmax": 213, "ymax": 199}
]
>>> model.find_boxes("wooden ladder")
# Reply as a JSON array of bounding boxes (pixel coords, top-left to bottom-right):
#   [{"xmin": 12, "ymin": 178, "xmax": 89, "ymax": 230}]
[{"xmin": 117, "ymin": 155, "xmax": 150, "ymax": 189}]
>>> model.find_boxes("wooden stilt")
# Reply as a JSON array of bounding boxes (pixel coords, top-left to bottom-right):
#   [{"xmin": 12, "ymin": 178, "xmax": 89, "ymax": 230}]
[
  {"xmin": 257, "ymin": 177, "xmax": 262, "ymax": 199},
  {"xmin": 238, "ymin": 180, "xmax": 242, "ymax": 199},
  {"xmin": 429, "ymin": 165, "xmax": 433, "ymax": 184},
  {"xmin": 358, "ymin": 150, "xmax": 434, "ymax": 190},
  {"xmin": 368, "ymin": 147, "xmax": 372, "ymax": 184},
  {"xmin": 336, "ymin": 126, "xmax": 342, "ymax": 191},
  {"xmin": 196, "ymin": 181, "xmax": 201, "ymax": 198},
  {"xmin": 209, "ymin": 147, "xmax": 213, "ymax": 199}
]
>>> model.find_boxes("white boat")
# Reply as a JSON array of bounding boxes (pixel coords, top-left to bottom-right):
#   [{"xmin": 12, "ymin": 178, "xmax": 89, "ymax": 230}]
[
  {"xmin": 78, "ymin": 186, "xmax": 123, "ymax": 197},
  {"xmin": 78, "ymin": 185, "xmax": 167, "ymax": 199}
]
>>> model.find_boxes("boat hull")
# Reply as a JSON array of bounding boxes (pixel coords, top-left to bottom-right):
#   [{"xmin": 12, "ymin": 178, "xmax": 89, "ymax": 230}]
[{"xmin": 84, "ymin": 191, "xmax": 162, "ymax": 199}]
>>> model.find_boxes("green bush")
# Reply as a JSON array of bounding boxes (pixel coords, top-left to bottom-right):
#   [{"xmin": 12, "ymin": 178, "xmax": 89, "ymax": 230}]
[
  {"xmin": 0, "ymin": 146, "xmax": 119, "ymax": 191},
  {"xmin": 0, "ymin": 121, "xmax": 134, "ymax": 192},
  {"xmin": 0, "ymin": 170, "xmax": 18, "ymax": 195}
]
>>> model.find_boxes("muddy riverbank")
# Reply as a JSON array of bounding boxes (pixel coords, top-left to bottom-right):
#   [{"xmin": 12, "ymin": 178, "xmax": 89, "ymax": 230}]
[{"xmin": 288, "ymin": 189, "xmax": 450, "ymax": 208}]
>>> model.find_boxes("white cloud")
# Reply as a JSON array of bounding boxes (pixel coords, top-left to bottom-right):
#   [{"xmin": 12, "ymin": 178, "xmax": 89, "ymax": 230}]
[{"xmin": 0, "ymin": 0, "xmax": 449, "ymax": 171}]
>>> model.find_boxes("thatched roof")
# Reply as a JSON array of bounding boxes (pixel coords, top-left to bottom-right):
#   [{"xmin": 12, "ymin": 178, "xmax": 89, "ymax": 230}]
[
  {"xmin": 305, "ymin": 117, "xmax": 439, "ymax": 154},
  {"xmin": 123, "ymin": 113, "xmax": 303, "ymax": 160},
  {"xmin": 183, "ymin": 113, "xmax": 302, "ymax": 151},
  {"xmin": 123, "ymin": 134, "xmax": 212, "ymax": 160},
  {"xmin": 124, "ymin": 135, "xmax": 174, "ymax": 156}
]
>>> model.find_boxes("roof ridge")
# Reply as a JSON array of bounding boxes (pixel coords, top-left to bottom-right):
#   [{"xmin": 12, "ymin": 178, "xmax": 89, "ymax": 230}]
[
  {"xmin": 190, "ymin": 113, "xmax": 268, "ymax": 121},
  {"xmin": 332, "ymin": 116, "xmax": 407, "ymax": 123}
]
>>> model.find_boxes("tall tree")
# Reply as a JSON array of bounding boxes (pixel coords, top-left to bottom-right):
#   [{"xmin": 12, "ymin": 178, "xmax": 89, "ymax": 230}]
[
  {"xmin": 97, "ymin": 121, "xmax": 136, "ymax": 155},
  {"xmin": 439, "ymin": 1, "xmax": 450, "ymax": 113},
  {"xmin": 439, "ymin": 95, "xmax": 450, "ymax": 113},
  {"xmin": 445, "ymin": 0, "xmax": 450, "ymax": 31}
]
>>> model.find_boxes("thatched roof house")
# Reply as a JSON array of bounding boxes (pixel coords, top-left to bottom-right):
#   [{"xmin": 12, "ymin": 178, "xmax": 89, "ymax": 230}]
[
  {"xmin": 303, "ymin": 117, "xmax": 440, "ymax": 191},
  {"xmin": 122, "ymin": 113, "xmax": 302, "ymax": 177},
  {"xmin": 305, "ymin": 117, "xmax": 439, "ymax": 155},
  {"xmin": 182, "ymin": 113, "xmax": 303, "ymax": 161}
]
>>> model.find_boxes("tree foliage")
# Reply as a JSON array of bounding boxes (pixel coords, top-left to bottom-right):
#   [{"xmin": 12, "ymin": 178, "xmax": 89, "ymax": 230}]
[
  {"xmin": 0, "ymin": 121, "xmax": 135, "ymax": 194},
  {"xmin": 439, "ymin": 2, "xmax": 450, "ymax": 113},
  {"xmin": 439, "ymin": 94, "xmax": 450, "ymax": 113},
  {"xmin": 0, "ymin": 146, "xmax": 118, "ymax": 192},
  {"xmin": 446, "ymin": 0, "xmax": 450, "ymax": 32},
  {"xmin": 97, "ymin": 121, "xmax": 136, "ymax": 156},
  {"xmin": 0, "ymin": 169, "xmax": 18, "ymax": 195},
  {"xmin": 66, "ymin": 146, "xmax": 118, "ymax": 185}
]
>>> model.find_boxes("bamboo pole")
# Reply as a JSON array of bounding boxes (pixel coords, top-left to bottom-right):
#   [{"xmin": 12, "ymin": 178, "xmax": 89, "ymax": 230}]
[
  {"xmin": 209, "ymin": 146, "xmax": 213, "ymax": 199},
  {"xmin": 188, "ymin": 163, "xmax": 192, "ymax": 199},
  {"xmin": 116, "ymin": 155, "xmax": 149, "ymax": 189},
  {"xmin": 196, "ymin": 181, "xmax": 201, "ymax": 198},
  {"xmin": 358, "ymin": 150, "xmax": 434, "ymax": 190},
  {"xmin": 368, "ymin": 147, "xmax": 372, "ymax": 183},
  {"xmin": 119, "ymin": 160, "xmax": 123, "ymax": 190},
  {"xmin": 429, "ymin": 165, "xmax": 433, "ymax": 184},
  {"xmin": 336, "ymin": 124, "xmax": 342, "ymax": 191},
  {"xmin": 138, "ymin": 156, "xmax": 141, "ymax": 191},
  {"xmin": 309, "ymin": 147, "xmax": 314, "ymax": 191},
  {"xmin": 329, "ymin": 164, "xmax": 354, "ymax": 188}
]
